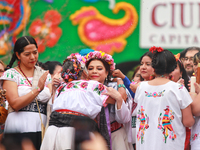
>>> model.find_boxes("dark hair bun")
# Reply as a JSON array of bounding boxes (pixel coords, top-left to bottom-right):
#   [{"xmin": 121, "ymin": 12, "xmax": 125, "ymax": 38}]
[{"xmin": 151, "ymin": 50, "xmax": 177, "ymax": 75}]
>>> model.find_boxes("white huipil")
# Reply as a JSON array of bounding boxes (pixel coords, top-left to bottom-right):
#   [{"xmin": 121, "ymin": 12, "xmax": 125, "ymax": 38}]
[
  {"xmin": 1, "ymin": 68, "xmax": 51, "ymax": 133},
  {"xmin": 135, "ymin": 81, "xmax": 192, "ymax": 150}
]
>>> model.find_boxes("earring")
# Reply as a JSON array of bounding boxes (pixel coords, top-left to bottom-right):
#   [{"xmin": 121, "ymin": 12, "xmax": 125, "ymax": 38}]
[{"xmin": 18, "ymin": 60, "xmax": 20, "ymax": 65}]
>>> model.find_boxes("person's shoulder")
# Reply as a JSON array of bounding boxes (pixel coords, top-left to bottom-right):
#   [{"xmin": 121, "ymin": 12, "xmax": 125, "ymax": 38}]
[{"xmin": 3, "ymin": 68, "xmax": 20, "ymax": 76}]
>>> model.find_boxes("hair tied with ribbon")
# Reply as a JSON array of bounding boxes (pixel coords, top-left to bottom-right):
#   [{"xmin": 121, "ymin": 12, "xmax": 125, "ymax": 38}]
[{"xmin": 149, "ymin": 46, "xmax": 164, "ymax": 53}]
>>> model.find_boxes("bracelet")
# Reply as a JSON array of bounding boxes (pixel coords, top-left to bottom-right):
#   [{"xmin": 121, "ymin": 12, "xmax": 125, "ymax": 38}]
[
  {"xmin": 36, "ymin": 86, "xmax": 41, "ymax": 92},
  {"xmin": 117, "ymin": 84, "xmax": 126, "ymax": 90}
]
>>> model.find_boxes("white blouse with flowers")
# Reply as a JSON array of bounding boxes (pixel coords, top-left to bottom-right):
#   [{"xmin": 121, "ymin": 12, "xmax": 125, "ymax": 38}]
[
  {"xmin": 0, "ymin": 68, "xmax": 51, "ymax": 133},
  {"xmin": 53, "ymin": 80, "xmax": 108, "ymax": 119}
]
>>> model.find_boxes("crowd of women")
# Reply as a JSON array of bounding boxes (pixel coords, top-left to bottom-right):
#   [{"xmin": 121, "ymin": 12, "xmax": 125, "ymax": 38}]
[{"xmin": 0, "ymin": 35, "xmax": 200, "ymax": 150}]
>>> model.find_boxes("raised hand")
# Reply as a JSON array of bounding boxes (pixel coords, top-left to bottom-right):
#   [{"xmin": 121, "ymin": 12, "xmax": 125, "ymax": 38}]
[
  {"xmin": 112, "ymin": 69, "xmax": 125, "ymax": 79},
  {"xmin": 52, "ymin": 72, "xmax": 62, "ymax": 89},
  {"xmin": 38, "ymin": 71, "xmax": 49, "ymax": 91}
]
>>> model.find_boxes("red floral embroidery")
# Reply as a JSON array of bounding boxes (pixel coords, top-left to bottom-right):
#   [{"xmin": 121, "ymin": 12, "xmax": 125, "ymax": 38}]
[
  {"xmin": 80, "ymin": 82, "xmax": 88, "ymax": 89},
  {"xmin": 98, "ymin": 84, "xmax": 105, "ymax": 91},
  {"xmin": 29, "ymin": 10, "xmax": 62, "ymax": 53},
  {"xmin": 67, "ymin": 82, "xmax": 74, "ymax": 89}
]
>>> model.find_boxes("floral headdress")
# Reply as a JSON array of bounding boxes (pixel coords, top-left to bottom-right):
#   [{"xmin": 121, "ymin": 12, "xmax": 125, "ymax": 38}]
[
  {"xmin": 85, "ymin": 51, "xmax": 115, "ymax": 71},
  {"xmin": 149, "ymin": 46, "xmax": 164, "ymax": 53},
  {"xmin": 67, "ymin": 53, "xmax": 86, "ymax": 67},
  {"xmin": 61, "ymin": 54, "xmax": 82, "ymax": 82}
]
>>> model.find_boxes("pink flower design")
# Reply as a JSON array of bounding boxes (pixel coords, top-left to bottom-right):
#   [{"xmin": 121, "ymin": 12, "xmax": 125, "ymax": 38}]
[
  {"xmin": 67, "ymin": 82, "xmax": 74, "ymax": 89},
  {"xmin": 24, "ymin": 80, "xmax": 29, "ymax": 85},
  {"xmin": 152, "ymin": 92, "xmax": 158, "ymax": 98},
  {"xmin": 80, "ymin": 82, "xmax": 88, "ymax": 89},
  {"xmin": 98, "ymin": 84, "xmax": 105, "ymax": 91}
]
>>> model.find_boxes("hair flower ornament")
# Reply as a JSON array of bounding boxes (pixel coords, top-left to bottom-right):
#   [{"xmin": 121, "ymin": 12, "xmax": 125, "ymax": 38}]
[
  {"xmin": 149, "ymin": 46, "xmax": 164, "ymax": 53},
  {"xmin": 85, "ymin": 51, "xmax": 116, "ymax": 71},
  {"xmin": 174, "ymin": 53, "xmax": 180, "ymax": 62}
]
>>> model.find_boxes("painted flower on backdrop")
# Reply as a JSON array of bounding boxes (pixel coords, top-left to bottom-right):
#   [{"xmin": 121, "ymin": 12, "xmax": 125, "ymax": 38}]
[{"xmin": 29, "ymin": 10, "xmax": 62, "ymax": 53}]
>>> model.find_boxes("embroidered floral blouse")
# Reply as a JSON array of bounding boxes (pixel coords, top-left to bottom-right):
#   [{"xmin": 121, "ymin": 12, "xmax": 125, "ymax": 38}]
[
  {"xmin": 53, "ymin": 80, "xmax": 108, "ymax": 119},
  {"xmin": 135, "ymin": 81, "xmax": 192, "ymax": 150}
]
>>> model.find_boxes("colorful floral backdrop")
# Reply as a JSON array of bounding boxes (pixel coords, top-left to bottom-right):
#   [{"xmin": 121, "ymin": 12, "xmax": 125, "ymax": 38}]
[{"xmin": 0, "ymin": 0, "xmax": 182, "ymax": 72}]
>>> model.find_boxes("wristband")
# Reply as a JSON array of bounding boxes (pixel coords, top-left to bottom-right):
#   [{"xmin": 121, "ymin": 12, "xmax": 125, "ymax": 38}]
[
  {"xmin": 117, "ymin": 84, "xmax": 126, "ymax": 90},
  {"xmin": 36, "ymin": 86, "xmax": 41, "ymax": 92}
]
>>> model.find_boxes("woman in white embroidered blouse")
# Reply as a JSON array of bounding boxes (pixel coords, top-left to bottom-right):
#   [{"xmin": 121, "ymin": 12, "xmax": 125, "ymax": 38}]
[{"xmin": 1, "ymin": 36, "xmax": 51, "ymax": 150}]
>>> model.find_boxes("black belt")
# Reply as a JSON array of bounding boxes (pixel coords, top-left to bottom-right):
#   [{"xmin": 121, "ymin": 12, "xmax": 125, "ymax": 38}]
[{"xmin": 19, "ymin": 101, "xmax": 47, "ymax": 115}]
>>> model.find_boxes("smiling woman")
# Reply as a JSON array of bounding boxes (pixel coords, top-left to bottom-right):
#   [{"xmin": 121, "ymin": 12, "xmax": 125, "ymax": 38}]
[
  {"xmin": 0, "ymin": 36, "xmax": 52, "ymax": 150},
  {"xmin": 85, "ymin": 51, "xmax": 133, "ymax": 150}
]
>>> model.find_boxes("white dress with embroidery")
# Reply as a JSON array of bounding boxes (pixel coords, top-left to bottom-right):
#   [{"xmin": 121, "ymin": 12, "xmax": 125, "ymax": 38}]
[
  {"xmin": 191, "ymin": 117, "xmax": 200, "ymax": 150},
  {"xmin": 0, "ymin": 68, "xmax": 51, "ymax": 133},
  {"xmin": 41, "ymin": 80, "xmax": 108, "ymax": 150},
  {"xmin": 134, "ymin": 81, "xmax": 192, "ymax": 150}
]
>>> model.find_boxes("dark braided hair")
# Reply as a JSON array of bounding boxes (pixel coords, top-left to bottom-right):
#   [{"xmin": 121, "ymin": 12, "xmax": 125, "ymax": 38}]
[
  {"xmin": 61, "ymin": 57, "xmax": 82, "ymax": 83},
  {"xmin": 6, "ymin": 36, "xmax": 38, "ymax": 70},
  {"xmin": 151, "ymin": 50, "xmax": 177, "ymax": 75}
]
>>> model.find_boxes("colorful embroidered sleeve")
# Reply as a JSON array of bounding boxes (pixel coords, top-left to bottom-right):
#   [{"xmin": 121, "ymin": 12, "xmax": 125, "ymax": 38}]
[
  {"xmin": 45, "ymin": 73, "xmax": 52, "ymax": 85},
  {"xmin": 177, "ymin": 83, "xmax": 193, "ymax": 109},
  {"xmin": 1, "ymin": 69, "xmax": 19, "ymax": 84}
]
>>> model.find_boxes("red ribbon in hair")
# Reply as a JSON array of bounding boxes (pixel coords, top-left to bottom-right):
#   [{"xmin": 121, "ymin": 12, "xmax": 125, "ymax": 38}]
[{"xmin": 149, "ymin": 46, "xmax": 164, "ymax": 53}]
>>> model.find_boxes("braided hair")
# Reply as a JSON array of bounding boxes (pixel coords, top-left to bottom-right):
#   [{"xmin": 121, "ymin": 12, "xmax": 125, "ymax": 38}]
[{"xmin": 61, "ymin": 56, "xmax": 82, "ymax": 83}]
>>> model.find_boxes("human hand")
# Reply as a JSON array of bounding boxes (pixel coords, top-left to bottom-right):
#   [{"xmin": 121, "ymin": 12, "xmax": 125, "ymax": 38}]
[
  {"xmin": 103, "ymin": 87, "xmax": 122, "ymax": 103},
  {"xmin": 52, "ymin": 72, "xmax": 62, "ymax": 89},
  {"xmin": 130, "ymin": 82, "xmax": 139, "ymax": 93},
  {"xmin": 188, "ymin": 80, "xmax": 191, "ymax": 92},
  {"xmin": 194, "ymin": 82, "xmax": 200, "ymax": 94},
  {"xmin": 37, "ymin": 71, "xmax": 49, "ymax": 91},
  {"xmin": 112, "ymin": 69, "xmax": 125, "ymax": 79},
  {"xmin": 81, "ymin": 132, "xmax": 108, "ymax": 150}
]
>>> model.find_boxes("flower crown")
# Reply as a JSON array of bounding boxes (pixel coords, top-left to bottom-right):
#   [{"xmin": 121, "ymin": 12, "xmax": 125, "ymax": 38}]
[
  {"xmin": 62, "ymin": 55, "xmax": 82, "ymax": 82},
  {"xmin": 85, "ymin": 51, "xmax": 115, "ymax": 71},
  {"xmin": 67, "ymin": 53, "xmax": 86, "ymax": 67},
  {"xmin": 149, "ymin": 46, "xmax": 164, "ymax": 53}
]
